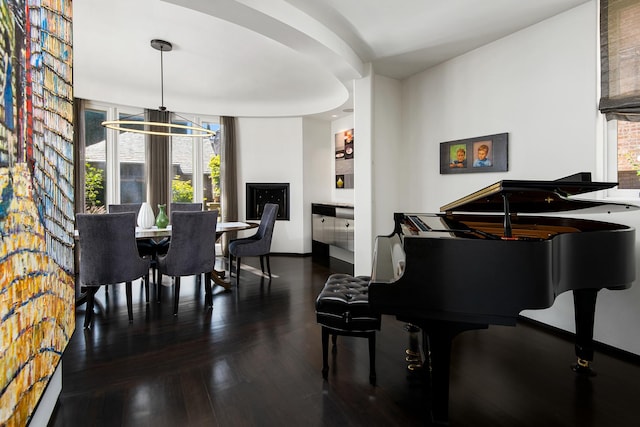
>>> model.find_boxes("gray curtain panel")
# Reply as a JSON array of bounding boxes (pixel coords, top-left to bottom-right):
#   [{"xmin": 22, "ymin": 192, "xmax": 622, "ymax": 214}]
[
  {"xmin": 220, "ymin": 116, "xmax": 238, "ymax": 255},
  {"xmin": 73, "ymin": 98, "xmax": 86, "ymax": 214},
  {"xmin": 145, "ymin": 108, "xmax": 171, "ymax": 213}
]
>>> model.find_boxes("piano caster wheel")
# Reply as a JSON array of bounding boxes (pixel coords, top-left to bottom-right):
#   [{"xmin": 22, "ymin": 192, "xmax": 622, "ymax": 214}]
[{"xmin": 571, "ymin": 358, "xmax": 596, "ymax": 377}]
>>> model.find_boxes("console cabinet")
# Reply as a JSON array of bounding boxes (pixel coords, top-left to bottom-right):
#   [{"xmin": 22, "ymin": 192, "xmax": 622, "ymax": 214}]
[{"xmin": 312, "ymin": 203, "xmax": 354, "ymax": 273}]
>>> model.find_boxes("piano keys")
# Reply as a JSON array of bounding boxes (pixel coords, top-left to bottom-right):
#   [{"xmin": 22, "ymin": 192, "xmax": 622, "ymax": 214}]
[{"xmin": 368, "ymin": 173, "xmax": 637, "ymax": 424}]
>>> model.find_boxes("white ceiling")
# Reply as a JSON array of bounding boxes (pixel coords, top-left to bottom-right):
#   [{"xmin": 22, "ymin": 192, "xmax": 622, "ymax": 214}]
[{"xmin": 73, "ymin": 0, "xmax": 590, "ymax": 121}]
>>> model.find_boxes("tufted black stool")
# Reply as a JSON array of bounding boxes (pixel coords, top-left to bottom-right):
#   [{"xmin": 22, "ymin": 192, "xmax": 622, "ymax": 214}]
[{"xmin": 315, "ymin": 273, "xmax": 381, "ymax": 385}]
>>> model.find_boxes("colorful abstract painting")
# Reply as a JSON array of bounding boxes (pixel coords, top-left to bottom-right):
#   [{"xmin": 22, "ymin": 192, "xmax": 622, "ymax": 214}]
[{"xmin": 0, "ymin": 0, "xmax": 74, "ymax": 425}]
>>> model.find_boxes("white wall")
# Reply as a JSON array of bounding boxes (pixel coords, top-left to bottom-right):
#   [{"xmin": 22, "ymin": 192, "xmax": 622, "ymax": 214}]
[
  {"xmin": 372, "ymin": 74, "xmax": 403, "ymax": 238},
  {"xmin": 354, "ymin": 64, "xmax": 375, "ymax": 275},
  {"xmin": 398, "ymin": 1, "xmax": 640, "ymax": 356},
  {"xmin": 236, "ymin": 117, "xmax": 308, "ymax": 253},
  {"xmin": 402, "ymin": 2, "xmax": 599, "ymax": 213}
]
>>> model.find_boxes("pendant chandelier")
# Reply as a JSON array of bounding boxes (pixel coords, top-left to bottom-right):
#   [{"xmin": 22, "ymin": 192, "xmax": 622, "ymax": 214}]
[{"xmin": 101, "ymin": 39, "xmax": 216, "ymax": 138}]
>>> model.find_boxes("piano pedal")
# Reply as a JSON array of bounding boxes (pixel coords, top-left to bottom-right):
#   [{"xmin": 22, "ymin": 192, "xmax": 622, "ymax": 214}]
[
  {"xmin": 407, "ymin": 363, "xmax": 423, "ymax": 371},
  {"xmin": 406, "ymin": 349, "xmax": 421, "ymax": 357},
  {"xmin": 571, "ymin": 358, "xmax": 597, "ymax": 377}
]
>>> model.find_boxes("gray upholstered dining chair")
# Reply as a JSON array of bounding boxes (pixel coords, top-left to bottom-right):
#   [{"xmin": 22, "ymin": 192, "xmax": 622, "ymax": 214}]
[
  {"xmin": 108, "ymin": 203, "xmax": 142, "ymax": 214},
  {"xmin": 108, "ymin": 203, "xmax": 157, "ymax": 298},
  {"xmin": 156, "ymin": 210, "xmax": 218, "ymax": 315},
  {"xmin": 76, "ymin": 212, "xmax": 151, "ymax": 328},
  {"xmin": 228, "ymin": 203, "xmax": 279, "ymax": 286},
  {"xmin": 155, "ymin": 202, "xmax": 204, "ymax": 259}
]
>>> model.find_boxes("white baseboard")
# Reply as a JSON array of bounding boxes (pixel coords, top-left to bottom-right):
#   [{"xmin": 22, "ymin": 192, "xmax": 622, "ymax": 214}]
[{"xmin": 30, "ymin": 362, "xmax": 62, "ymax": 427}]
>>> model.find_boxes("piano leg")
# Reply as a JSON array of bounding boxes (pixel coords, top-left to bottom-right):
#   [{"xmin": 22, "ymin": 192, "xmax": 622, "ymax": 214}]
[
  {"xmin": 423, "ymin": 329, "xmax": 452, "ymax": 425},
  {"xmin": 572, "ymin": 289, "xmax": 598, "ymax": 376},
  {"xmin": 421, "ymin": 322, "xmax": 487, "ymax": 426}
]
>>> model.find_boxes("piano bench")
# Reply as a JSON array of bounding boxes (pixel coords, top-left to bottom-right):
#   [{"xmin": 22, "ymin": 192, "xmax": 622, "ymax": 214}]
[{"xmin": 315, "ymin": 274, "xmax": 381, "ymax": 386}]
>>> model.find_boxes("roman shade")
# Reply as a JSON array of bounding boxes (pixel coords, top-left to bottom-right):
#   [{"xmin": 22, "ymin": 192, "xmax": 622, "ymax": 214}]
[{"xmin": 599, "ymin": 0, "xmax": 640, "ymax": 121}]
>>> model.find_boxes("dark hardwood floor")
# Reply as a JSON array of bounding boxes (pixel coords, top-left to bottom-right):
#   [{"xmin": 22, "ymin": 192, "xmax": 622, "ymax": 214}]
[{"xmin": 49, "ymin": 256, "xmax": 640, "ymax": 427}]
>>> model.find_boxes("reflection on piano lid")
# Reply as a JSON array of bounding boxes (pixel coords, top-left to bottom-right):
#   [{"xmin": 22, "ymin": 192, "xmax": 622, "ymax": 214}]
[{"xmin": 440, "ymin": 172, "xmax": 639, "ymax": 215}]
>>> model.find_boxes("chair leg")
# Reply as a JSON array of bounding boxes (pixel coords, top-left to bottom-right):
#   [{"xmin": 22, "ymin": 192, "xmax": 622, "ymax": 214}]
[
  {"xmin": 228, "ymin": 253, "xmax": 233, "ymax": 277},
  {"xmin": 173, "ymin": 276, "xmax": 181, "ymax": 316},
  {"xmin": 144, "ymin": 274, "xmax": 150, "ymax": 304},
  {"xmin": 321, "ymin": 327, "xmax": 330, "ymax": 380},
  {"xmin": 204, "ymin": 271, "xmax": 213, "ymax": 308},
  {"xmin": 266, "ymin": 255, "xmax": 272, "ymax": 279},
  {"xmin": 236, "ymin": 257, "xmax": 241, "ymax": 286},
  {"xmin": 126, "ymin": 281, "xmax": 133, "ymax": 323},
  {"xmin": 368, "ymin": 332, "xmax": 377, "ymax": 386},
  {"xmin": 150, "ymin": 254, "xmax": 158, "ymax": 286},
  {"xmin": 157, "ymin": 273, "xmax": 162, "ymax": 303},
  {"xmin": 259, "ymin": 256, "xmax": 265, "ymax": 274},
  {"xmin": 84, "ymin": 286, "xmax": 99, "ymax": 329}
]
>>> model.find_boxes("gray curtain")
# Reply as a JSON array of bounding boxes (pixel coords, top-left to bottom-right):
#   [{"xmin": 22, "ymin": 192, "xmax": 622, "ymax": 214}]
[
  {"xmin": 73, "ymin": 98, "xmax": 86, "ymax": 214},
  {"xmin": 599, "ymin": 0, "xmax": 640, "ymax": 122},
  {"xmin": 146, "ymin": 108, "xmax": 171, "ymax": 214},
  {"xmin": 220, "ymin": 116, "xmax": 238, "ymax": 255},
  {"xmin": 72, "ymin": 98, "xmax": 86, "ymax": 281}
]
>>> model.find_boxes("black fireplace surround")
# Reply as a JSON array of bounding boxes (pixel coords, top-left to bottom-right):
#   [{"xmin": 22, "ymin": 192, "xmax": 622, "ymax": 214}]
[{"xmin": 246, "ymin": 183, "xmax": 290, "ymax": 220}]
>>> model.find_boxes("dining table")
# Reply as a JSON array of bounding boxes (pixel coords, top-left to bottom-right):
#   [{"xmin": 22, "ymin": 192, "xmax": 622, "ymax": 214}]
[
  {"xmin": 137, "ymin": 221, "xmax": 258, "ymax": 291},
  {"xmin": 135, "ymin": 221, "xmax": 257, "ymax": 240}
]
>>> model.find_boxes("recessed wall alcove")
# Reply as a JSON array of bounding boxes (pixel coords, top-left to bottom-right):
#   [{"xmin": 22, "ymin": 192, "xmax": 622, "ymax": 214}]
[{"xmin": 246, "ymin": 183, "xmax": 290, "ymax": 220}]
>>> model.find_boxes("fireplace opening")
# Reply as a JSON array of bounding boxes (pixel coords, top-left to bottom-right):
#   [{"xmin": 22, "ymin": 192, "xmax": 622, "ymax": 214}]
[{"xmin": 246, "ymin": 183, "xmax": 290, "ymax": 220}]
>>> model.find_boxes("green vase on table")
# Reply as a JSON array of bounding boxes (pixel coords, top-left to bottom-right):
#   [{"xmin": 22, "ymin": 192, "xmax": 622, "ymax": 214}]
[{"xmin": 156, "ymin": 204, "xmax": 169, "ymax": 228}]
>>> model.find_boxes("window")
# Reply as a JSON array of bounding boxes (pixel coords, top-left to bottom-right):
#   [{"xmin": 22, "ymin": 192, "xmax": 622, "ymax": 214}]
[
  {"xmin": 82, "ymin": 102, "xmax": 145, "ymax": 211},
  {"xmin": 610, "ymin": 120, "xmax": 640, "ymax": 191},
  {"xmin": 118, "ymin": 111, "xmax": 145, "ymax": 203},
  {"xmin": 81, "ymin": 101, "xmax": 219, "ymax": 212},
  {"xmin": 202, "ymin": 121, "xmax": 221, "ymax": 210},
  {"xmin": 600, "ymin": 0, "xmax": 640, "ymax": 197},
  {"xmin": 170, "ymin": 116, "xmax": 194, "ymax": 203},
  {"xmin": 169, "ymin": 117, "xmax": 220, "ymax": 207},
  {"xmin": 84, "ymin": 108, "xmax": 107, "ymax": 212}
]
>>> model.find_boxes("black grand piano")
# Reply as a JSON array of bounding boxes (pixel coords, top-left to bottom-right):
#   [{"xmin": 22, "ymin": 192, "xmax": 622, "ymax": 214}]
[{"xmin": 368, "ymin": 173, "xmax": 637, "ymax": 425}]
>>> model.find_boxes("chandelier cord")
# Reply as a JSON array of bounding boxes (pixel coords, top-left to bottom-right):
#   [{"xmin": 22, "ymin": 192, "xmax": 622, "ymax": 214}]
[
  {"xmin": 101, "ymin": 39, "xmax": 216, "ymax": 137},
  {"xmin": 159, "ymin": 45, "xmax": 165, "ymax": 111}
]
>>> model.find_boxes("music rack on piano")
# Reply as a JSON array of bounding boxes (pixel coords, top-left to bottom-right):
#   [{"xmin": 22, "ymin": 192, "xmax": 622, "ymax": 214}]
[{"xmin": 368, "ymin": 173, "xmax": 637, "ymax": 425}]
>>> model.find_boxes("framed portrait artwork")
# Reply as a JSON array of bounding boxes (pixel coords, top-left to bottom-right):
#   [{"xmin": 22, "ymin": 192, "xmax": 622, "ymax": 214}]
[{"xmin": 439, "ymin": 133, "xmax": 508, "ymax": 174}]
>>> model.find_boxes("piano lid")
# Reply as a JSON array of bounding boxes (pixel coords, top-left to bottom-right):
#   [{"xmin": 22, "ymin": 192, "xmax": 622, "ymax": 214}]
[{"xmin": 440, "ymin": 172, "xmax": 639, "ymax": 214}]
